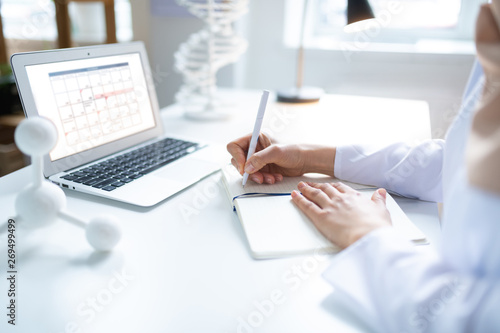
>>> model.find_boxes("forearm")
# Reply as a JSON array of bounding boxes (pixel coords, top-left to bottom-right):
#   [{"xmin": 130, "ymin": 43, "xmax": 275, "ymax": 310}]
[
  {"xmin": 334, "ymin": 140, "xmax": 445, "ymax": 202},
  {"xmin": 301, "ymin": 145, "xmax": 336, "ymax": 177}
]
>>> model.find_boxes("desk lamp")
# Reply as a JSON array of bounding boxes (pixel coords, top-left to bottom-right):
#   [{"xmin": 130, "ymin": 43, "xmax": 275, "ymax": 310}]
[{"xmin": 276, "ymin": 0, "xmax": 375, "ymax": 103}]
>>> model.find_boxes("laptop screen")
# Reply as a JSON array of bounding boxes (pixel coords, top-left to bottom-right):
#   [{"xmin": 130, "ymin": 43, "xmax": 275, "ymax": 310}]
[{"xmin": 25, "ymin": 52, "xmax": 156, "ymax": 162}]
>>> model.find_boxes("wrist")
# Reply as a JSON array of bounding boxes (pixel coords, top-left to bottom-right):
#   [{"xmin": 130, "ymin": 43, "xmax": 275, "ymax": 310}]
[
  {"xmin": 302, "ymin": 145, "xmax": 336, "ymax": 176},
  {"xmin": 342, "ymin": 225, "xmax": 387, "ymax": 250}
]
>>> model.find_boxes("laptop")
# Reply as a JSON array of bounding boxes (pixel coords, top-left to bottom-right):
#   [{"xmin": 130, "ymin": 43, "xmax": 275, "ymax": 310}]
[{"xmin": 11, "ymin": 42, "xmax": 221, "ymax": 207}]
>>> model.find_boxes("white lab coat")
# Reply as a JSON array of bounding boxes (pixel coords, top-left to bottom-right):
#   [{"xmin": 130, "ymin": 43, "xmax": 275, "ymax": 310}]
[{"xmin": 326, "ymin": 60, "xmax": 500, "ymax": 332}]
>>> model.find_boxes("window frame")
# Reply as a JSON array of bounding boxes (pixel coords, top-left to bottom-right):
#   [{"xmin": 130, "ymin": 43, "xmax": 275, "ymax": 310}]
[
  {"xmin": 284, "ymin": 0, "xmax": 483, "ymax": 54},
  {"xmin": 0, "ymin": 0, "xmax": 132, "ymax": 43}
]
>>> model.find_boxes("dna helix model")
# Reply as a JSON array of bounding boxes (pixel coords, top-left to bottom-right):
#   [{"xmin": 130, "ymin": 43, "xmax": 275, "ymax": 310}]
[{"xmin": 174, "ymin": 0, "xmax": 249, "ymax": 120}]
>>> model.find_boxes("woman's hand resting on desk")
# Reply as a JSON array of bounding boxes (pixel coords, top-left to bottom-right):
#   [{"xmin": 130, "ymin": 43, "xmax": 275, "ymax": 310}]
[
  {"xmin": 226, "ymin": 133, "xmax": 336, "ymax": 184},
  {"xmin": 291, "ymin": 182, "xmax": 392, "ymax": 249},
  {"xmin": 227, "ymin": 133, "xmax": 390, "ymax": 249}
]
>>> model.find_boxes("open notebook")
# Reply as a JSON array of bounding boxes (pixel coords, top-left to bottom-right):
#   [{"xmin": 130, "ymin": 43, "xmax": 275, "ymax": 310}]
[{"xmin": 221, "ymin": 166, "xmax": 428, "ymax": 259}]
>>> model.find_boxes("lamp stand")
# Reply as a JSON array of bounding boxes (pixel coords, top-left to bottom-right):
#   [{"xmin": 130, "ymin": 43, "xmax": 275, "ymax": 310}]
[
  {"xmin": 277, "ymin": 0, "xmax": 323, "ymax": 103},
  {"xmin": 276, "ymin": 86, "xmax": 324, "ymax": 103}
]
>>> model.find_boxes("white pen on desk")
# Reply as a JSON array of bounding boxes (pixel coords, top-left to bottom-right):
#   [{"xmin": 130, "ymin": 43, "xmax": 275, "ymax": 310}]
[{"xmin": 242, "ymin": 90, "xmax": 270, "ymax": 187}]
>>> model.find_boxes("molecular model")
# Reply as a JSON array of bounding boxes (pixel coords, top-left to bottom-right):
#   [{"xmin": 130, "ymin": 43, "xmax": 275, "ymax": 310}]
[
  {"xmin": 13, "ymin": 117, "xmax": 121, "ymax": 251},
  {"xmin": 174, "ymin": 0, "xmax": 249, "ymax": 120}
]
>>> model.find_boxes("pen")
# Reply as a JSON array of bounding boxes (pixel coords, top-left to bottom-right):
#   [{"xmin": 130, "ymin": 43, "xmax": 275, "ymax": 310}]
[{"xmin": 242, "ymin": 90, "xmax": 270, "ymax": 187}]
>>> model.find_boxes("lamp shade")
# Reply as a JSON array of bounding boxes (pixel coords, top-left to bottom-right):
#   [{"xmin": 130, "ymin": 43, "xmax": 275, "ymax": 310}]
[{"xmin": 347, "ymin": 0, "xmax": 375, "ymax": 25}]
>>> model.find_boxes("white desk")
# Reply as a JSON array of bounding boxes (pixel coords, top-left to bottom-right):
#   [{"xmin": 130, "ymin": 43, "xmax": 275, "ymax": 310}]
[{"xmin": 0, "ymin": 90, "xmax": 440, "ymax": 333}]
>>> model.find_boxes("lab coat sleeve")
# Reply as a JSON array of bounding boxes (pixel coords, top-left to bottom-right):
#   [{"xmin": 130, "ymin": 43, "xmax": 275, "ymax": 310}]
[
  {"xmin": 322, "ymin": 228, "xmax": 500, "ymax": 333},
  {"xmin": 334, "ymin": 140, "xmax": 445, "ymax": 202}
]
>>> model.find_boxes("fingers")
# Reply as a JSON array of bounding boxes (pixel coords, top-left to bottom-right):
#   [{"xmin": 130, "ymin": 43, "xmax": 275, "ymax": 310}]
[
  {"xmin": 248, "ymin": 172, "xmax": 283, "ymax": 185},
  {"xmin": 291, "ymin": 190, "xmax": 322, "ymax": 219},
  {"xmin": 330, "ymin": 182, "xmax": 356, "ymax": 194},
  {"xmin": 231, "ymin": 158, "xmax": 240, "ymax": 173},
  {"xmin": 297, "ymin": 182, "xmax": 331, "ymax": 209},
  {"xmin": 476, "ymin": 4, "xmax": 500, "ymax": 43},
  {"xmin": 371, "ymin": 188, "xmax": 387, "ymax": 206},
  {"xmin": 273, "ymin": 173, "xmax": 284, "ymax": 182},
  {"xmin": 261, "ymin": 172, "xmax": 283, "ymax": 184},
  {"xmin": 300, "ymin": 182, "xmax": 385, "ymax": 211},
  {"xmin": 248, "ymin": 172, "xmax": 264, "ymax": 184},
  {"xmin": 305, "ymin": 181, "xmax": 357, "ymax": 198},
  {"xmin": 227, "ymin": 133, "xmax": 274, "ymax": 175},
  {"xmin": 245, "ymin": 145, "xmax": 283, "ymax": 174},
  {"xmin": 258, "ymin": 132, "xmax": 272, "ymax": 149},
  {"xmin": 305, "ymin": 182, "xmax": 340, "ymax": 198},
  {"xmin": 227, "ymin": 136, "xmax": 251, "ymax": 175}
]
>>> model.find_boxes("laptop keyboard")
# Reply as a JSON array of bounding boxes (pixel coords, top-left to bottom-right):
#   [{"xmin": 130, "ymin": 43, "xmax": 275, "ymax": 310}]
[{"xmin": 60, "ymin": 138, "xmax": 200, "ymax": 191}]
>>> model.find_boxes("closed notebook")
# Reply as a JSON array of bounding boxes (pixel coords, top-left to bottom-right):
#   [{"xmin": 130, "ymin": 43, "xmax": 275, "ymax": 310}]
[{"xmin": 221, "ymin": 166, "xmax": 428, "ymax": 259}]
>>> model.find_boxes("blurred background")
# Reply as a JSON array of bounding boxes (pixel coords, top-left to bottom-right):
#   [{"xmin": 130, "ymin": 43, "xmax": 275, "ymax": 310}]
[{"xmin": 0, "ymin": 0, "xmax": 478, "ymax": 176}]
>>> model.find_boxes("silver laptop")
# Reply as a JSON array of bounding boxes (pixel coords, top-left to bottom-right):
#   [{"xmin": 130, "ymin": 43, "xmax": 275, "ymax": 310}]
[{"xmin": 11, "ymin": 42, "xmax": 221, "ymax": 207}]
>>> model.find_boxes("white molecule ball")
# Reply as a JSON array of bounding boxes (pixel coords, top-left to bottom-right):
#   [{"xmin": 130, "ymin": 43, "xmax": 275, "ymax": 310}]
[
  {"xmin": 15, "ymin": 117, "xmax": 57, "ymax": 156},
  {"xmin": 85, "ymin": 215, "xmax": 122, "ymax": 251},
  {"xmin": 15, "ymin": 182, "xmax": 66, "ymax": 227}
]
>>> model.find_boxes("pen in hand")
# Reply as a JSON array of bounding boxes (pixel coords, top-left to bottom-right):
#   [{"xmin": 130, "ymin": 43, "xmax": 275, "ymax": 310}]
[{"xmin": 242, "ymin": 90, "xmax": 270, "ymax": 187}]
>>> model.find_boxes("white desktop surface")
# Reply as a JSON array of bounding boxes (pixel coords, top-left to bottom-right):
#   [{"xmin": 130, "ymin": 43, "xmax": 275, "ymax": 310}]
[{"xmin": 0, "ymin": 90, "xmax": 440, "ymax": 333}]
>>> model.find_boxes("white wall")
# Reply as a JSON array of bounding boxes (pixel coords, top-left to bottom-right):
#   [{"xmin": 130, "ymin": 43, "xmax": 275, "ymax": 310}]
[
  {"xmin": 132, "ymin": 0, "xmax": 475, "ymax": 139},
  {"xmin": 238, "ymin": 0, "xmax": 475, "ymax": 139},
  {"xmin": 130, "ymin": 0, "xmax": 234, "ymax": 109}
]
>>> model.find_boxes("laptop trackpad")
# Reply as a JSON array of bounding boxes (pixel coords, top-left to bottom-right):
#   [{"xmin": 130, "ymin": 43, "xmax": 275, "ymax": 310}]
[{"xmin": 154, "ymin": 158, "xmax": 218, "ymax": 183}]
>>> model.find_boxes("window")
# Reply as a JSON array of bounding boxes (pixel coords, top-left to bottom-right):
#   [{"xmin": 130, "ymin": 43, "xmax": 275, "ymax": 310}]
[
  {"xmin": 1, "ymin": 0, "xmax": 56, "ymax": 41},
  {"xmin": 284, "ymin": 0, "xmax": 482, "ymax": 54},
  {"xmin": 1, "ymin": 0, "xmax": 132, "ymax": 44}
]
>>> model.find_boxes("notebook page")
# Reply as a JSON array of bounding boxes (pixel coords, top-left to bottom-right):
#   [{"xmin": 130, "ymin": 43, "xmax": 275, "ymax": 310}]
[
  {"xmin": 221, "ymin": 165, "xmax": 375, "ymax": 198},
  {"xmin": 221, "ymin": 165, "xmax": 428, "ymax": 259}
]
